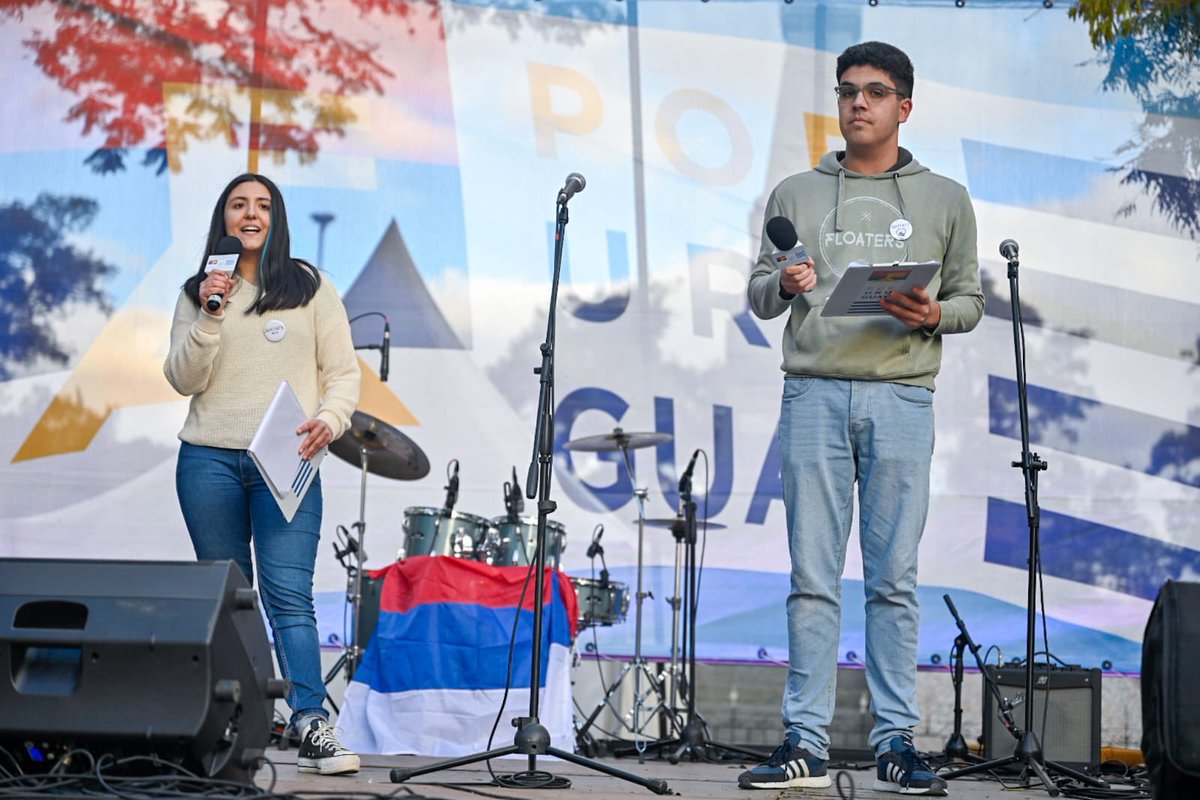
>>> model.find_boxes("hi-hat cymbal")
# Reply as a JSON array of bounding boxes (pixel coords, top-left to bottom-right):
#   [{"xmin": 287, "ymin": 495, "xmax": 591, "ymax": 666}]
[
  {"xmin": 564, "ymin": 427, "xmax": 672, "ymax": 453},
  {"xmin": 330, "ymin": 411, "xmax": 430, "ymax": 480},
  {"xmin": 639, "ymin": 517, "xmax": 727, "ymax": 531}
]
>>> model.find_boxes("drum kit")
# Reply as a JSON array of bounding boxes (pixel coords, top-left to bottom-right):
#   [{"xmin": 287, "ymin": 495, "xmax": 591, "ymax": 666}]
[
  {"xmin": 323, "ymin": 414, "xmax": 637, "ymax": 684},
  {"xmin": 325, "ymin": 413, "xmax": 726, "ymax": 759},
  {"xmin": 393, "ymin": 462, "xmax": 625, "ymax": 629}
]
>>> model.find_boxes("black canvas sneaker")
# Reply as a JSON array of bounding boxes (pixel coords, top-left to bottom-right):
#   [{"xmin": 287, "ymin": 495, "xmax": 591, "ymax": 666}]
[{"xmin": 296, "ymin": 718, "xmax": 360, "ymax": 776}]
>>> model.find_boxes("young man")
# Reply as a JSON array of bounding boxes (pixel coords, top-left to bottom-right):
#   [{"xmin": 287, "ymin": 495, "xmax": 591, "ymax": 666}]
[{"xmin": 740, "ymin": 42, "xmax": 983, "ymax": 796}]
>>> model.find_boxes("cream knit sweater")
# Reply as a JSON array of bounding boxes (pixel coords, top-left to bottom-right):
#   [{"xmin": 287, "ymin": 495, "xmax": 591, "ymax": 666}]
[{"xmin": 164, "ymin": 273, "xmax": 361, "ymax": 449}]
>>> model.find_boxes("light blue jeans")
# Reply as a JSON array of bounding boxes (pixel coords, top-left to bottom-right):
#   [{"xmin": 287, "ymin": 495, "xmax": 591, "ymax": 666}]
[
  {"xmin": 778, "ymin": 377, "xmax": 933, "ymax": 759},
  {"xmin": 176, "ymin": 442, "xmax": 327, "ymax": 729}
]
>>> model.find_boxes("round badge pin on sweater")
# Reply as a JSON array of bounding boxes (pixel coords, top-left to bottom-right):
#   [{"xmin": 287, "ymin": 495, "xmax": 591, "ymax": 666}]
[
  {"xmin": 889, "ymin": 218, "xmax": 913, "ymax": 241},
  {"xmin": 264, "ymin": 320, "xmax": 286, "ymax": 342}
]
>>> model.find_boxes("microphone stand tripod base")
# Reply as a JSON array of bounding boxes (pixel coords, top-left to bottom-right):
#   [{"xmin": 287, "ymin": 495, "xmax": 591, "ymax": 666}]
[
  {"xmin": 943, "ymin": 731, "xmax": 977, "ymax": 764},
  {"xmin": 388, "ymin": 717, "xmax": 670, "ymax": 794}
]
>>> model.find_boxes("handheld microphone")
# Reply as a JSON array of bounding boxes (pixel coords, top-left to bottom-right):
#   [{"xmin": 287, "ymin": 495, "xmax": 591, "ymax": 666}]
[
  {"xmin": 678, "ymin": 448, "xmax": 701, "ymax": 493},
  {"xmin": 557, "ymin": 172, "xmax": 586, "ymax": 205},
  {"xmin": 765, "ymin": 216, "xmax": 809, "ymax": 268},
  {"xmin": 999, "ymin": 239, "xmax": 1020, "ymax": 262},
  {"xmin": 205, "ymin": 235, "xmax": 243, "ymax": 311},
  {"xmin": 586, "ymin": 525, "xmax": 605, "ymax": 559},
  {"xmin": 380, "ymin": 320, "xmax": 390, "ymax": 382},
  {"xmin": 442, "ymin": 460, "xmax": 459, "ymax": 515}
]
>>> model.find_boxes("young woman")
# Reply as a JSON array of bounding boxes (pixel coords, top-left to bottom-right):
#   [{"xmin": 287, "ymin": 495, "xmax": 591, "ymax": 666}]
[{"xmin": 164, "ymin": 173, "xmax": 362, "ymax": 775}]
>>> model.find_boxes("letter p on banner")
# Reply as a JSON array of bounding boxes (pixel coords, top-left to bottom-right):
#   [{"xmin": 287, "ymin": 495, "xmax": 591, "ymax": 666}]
[{"xmin": 528, "ymin": 63, "xmax": 603, "ymax": 158}]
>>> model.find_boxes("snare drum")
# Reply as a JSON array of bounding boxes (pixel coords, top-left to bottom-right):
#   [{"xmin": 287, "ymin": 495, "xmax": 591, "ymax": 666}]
[
  {"xmin": 488, "ymin": 516, "xmax": 567, "ymax": 570},
  {"xmin": 570, "ymin": 576, "xmax": 630, "ymax": 629},
  {"xmin": 401, "ymin": 507, "xmax": 492, "ymax": 560}
]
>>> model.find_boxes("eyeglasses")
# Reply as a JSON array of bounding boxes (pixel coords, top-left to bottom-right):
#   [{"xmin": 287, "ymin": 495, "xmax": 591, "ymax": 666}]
[{"xmin": 834, "ymin": 82, "xmax": 907, "ymax": 103}]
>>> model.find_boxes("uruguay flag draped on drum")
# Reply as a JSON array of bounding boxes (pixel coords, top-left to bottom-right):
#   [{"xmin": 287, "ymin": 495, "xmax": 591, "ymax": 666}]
[{"xmin": 338, "ymin": 555, "xmax": 579, "ymax": 756}]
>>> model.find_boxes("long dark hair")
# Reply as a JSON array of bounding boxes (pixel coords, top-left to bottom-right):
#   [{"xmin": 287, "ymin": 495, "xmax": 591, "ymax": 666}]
[{"xmin": 182, "ymin": 173, "xmax": 320, "ymax": 313}]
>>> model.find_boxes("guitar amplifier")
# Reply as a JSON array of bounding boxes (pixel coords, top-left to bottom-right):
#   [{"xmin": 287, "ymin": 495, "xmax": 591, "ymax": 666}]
[{"xmin": 981, "ymin": 664, "xmax": 1101, "ymax": 772}]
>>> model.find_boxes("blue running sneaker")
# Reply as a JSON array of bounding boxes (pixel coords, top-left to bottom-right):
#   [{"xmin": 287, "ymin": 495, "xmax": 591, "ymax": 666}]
[
  {"xmin": 874, "ymin": 736, "xmax": 947, "ymax": 796},
  {"xmin": 737, "ymin": 733, "xmax": 831, "ymax": 789}
]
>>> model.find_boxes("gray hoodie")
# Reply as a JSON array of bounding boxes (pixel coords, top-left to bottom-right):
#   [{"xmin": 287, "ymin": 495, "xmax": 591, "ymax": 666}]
[{"xmin": 747, "ymin": 149, "xmax": 984, "ymax": 391}]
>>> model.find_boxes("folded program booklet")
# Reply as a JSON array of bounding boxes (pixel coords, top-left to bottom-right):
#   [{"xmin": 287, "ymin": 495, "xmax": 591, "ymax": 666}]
[
  {"xmin": 247, "ymin": 381, "xmax": 326, "ymax": 523},
  {"xmin": 821, "ymin": 261, "xmax": 940, "ymax": 317}
]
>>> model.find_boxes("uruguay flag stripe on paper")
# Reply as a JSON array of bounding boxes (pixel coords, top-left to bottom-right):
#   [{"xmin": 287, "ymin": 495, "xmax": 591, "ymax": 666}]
[{"xmin": 338, "ymin": 556, "xmax": 578, "ymax": 756}]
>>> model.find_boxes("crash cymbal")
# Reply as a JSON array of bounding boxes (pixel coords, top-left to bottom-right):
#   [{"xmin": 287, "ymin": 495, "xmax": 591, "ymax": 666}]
[
  {"xmin": 563, "ymin": 427, "xmax": 672, "ymax": 453},
  {"xmin": 639, "ymin": 517, "xmax": 727, "ymax": 531},
  {"xmin": 330, "ymin": 410, "xmax": 430, "ymax": 480}
]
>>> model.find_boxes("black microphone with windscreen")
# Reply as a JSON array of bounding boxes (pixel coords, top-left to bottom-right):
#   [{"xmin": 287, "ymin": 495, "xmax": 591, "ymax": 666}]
[
  {"xmin": 766, "ymin": 216, "xmax": 799, "ymax": 251},
  {"xmin": 999, "ymin": 239, "xmax": 1019, "ymax": 262},
  {"xmin": 765, "ymin": 216, "xmax": 810, "ymax": 270},
  {"xmin": 205, "ymin": 235, "xmax": 243, "ymax": 311}
]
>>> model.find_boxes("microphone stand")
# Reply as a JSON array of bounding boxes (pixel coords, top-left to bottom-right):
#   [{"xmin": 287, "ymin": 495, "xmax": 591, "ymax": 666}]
[
  {"xmin": 941, "ymin": 594, "xmax": 995, "ymax": 764},
  {"xmin": 941, "ymin": 247, "xmax": 1108, "ymax": 796},
  {"xmin": 389, "ymin": 191, "xmax": 669, "ymax": 795},
  {"xmin": 664, "ymin": 469, "xmax": 763, "ymax": 764}
]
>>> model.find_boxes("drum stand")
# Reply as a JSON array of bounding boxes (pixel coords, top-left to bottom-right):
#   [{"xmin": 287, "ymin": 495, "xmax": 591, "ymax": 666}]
[
  {"xmin": 661, "ymin": 482, "xmax": 763, "ymax": 763},
  {"xmin": 573, "ymin": 439, "xmax": 681, "ymax": 762},
  {"xmin": 322, "ymin": 444, "xmax": 373, "ymax": 698}
]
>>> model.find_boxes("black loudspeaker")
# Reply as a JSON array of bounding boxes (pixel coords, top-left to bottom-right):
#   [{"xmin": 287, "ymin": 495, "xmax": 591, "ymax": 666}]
[
  {"xmin": 0, "ymin": 558, "xmax": 286, "ymax": 783},
  {"xmin": 981, "ymin": 664, "xmax": 1101, "ymax": 772},
  {"xmin": 1142, "ymin": 581, "xmax": 1200, "ymax": 799}
]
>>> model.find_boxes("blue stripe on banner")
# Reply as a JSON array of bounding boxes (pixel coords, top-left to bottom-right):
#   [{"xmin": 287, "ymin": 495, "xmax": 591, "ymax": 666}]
[
  {"xmin": 988, "ymin": 375, "xmax": 1200, "ymax": 490},
  {"xmin": 963, "ymin": 140, "xmax": 1111, "ymax": 207},
  {"xmin": 984, "ymin": 497, "xmax": 1200, "ymax": 601},
  {"xmin": 978, "ymin": 268, "xmax": 1200, "ymax": 364},
  {"xmin": 352, "ymin": 575, "xmax": 573, "ymax": 693}
]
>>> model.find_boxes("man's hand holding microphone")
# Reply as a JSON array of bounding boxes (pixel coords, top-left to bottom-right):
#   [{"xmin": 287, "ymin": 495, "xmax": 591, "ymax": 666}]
[{"xmin": 766, "ymin": 216, "xmax": 817, "ymax": 297}]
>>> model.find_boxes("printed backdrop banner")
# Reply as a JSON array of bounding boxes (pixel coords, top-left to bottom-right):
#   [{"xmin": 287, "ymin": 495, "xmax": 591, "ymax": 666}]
[{"xmin": 1, "ymin": 0, "xmax": 1197, "ymax": 678}]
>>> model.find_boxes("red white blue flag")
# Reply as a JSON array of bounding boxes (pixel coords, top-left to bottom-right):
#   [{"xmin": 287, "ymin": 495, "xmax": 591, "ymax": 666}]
[{"xmin": 338, "ymin": 556, "xmax": 578, "ymax": 756}]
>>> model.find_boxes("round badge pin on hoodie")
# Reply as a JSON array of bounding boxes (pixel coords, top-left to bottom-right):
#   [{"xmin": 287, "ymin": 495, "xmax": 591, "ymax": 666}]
[
  {"xmin": 890, "ymin": 218, "xmax": 913, "ymax": 241},
  {"xmin": 264, "ymin": 319, "xmax": 286, "ymax": 342}
]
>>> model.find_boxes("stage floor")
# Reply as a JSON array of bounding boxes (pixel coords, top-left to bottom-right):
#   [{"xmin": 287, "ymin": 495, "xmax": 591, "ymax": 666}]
[{"xmin": 258, "ymin": 747, "xmax": 1091, "ymax": 799}]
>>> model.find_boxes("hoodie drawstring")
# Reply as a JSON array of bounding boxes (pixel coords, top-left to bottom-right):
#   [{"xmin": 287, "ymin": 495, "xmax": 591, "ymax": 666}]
[
  {"xmin": 892, "ymin": 172, "xmax": 909, "ymax": 220},
  {"xmin": 835, "ymin": 168, "xmax": 846, "ymax": 232}
]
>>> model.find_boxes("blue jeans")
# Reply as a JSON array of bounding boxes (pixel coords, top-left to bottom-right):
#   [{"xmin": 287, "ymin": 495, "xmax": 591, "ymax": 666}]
[
  {"xmin": 176, "ymin": 442, "xmax": 327, "ymax": 728},
  {"xmin": 778, "ymin": 377, "xmax": 933, "ymax": 759}
]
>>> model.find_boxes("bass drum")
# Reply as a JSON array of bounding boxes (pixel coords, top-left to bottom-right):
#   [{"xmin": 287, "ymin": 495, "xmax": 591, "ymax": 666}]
[
  {"xmin": 569, "ymin": 576, "xmax": 630, "ymax": 630},
  {"xmin": 485, "ymin": 517, "xmax": 567, "ymax": 570},
  {"xmin": 400, "ymin": 507, "xmax": 492, "ymax": 561}
]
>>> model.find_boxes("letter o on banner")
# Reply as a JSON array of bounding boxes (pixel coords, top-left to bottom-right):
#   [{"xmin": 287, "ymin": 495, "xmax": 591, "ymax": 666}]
[{"xmin": 655, "ymin": 89, "xmax": 752, "ymax": 186}]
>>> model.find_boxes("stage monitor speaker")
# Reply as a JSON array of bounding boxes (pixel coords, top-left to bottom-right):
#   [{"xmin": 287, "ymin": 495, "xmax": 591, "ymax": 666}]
[
  {"xmin": 981, "ymin": 664, "xmax": 1101, "ymax": 772},
  {"xmin": 0, "ymin": 558, "xmax": 286, "ymax": 783},
  {"xmin": 1142, "ymin": 580, "xmax": 1200, "ymax": 798}
]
